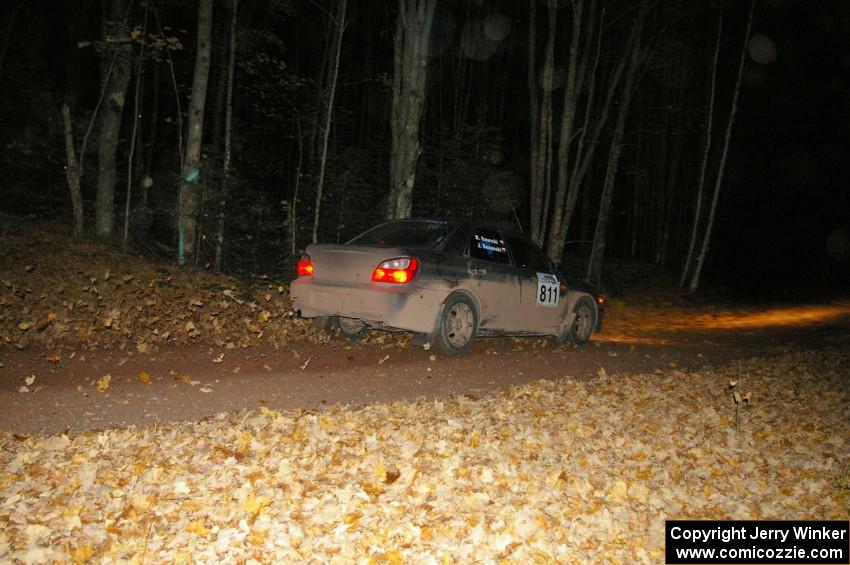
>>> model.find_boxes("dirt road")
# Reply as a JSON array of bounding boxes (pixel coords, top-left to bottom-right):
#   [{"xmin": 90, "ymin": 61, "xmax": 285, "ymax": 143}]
[{"xmin": 2, "ymin": 305, "xmax": 849, "ymax": 435}]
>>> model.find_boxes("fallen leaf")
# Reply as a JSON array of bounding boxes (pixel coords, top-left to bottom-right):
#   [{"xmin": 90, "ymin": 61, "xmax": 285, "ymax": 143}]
[
  {"xmin": 139, "ymin": 371, "xmax": 152, "ymax": 384},
  {"xmin": 259, "ymin": 406, "xmax": 280, "ymax": 418},
  {"xmin": 243, "ymin": 493, "xmax": 272, "ymax": 515},
  {"xmin": 385, "ymin": 468, "xmax": 401, "ymax": 485},
  {"xmin": 186, "ymin": 520, "xmax": 210, "ymax": 537},
  {"xmin": 70, "ymin": 543, "xmax": 93, "ymax": 564},
  {"xmin": 96, "ymin": 374, "xmax": 111, "ymax": 391}
]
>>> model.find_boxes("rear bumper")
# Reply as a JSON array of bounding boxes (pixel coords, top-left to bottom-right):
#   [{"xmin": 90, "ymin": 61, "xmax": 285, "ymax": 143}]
[{"xmin": 290, "ymin": 278, "xmax": 445, "ymax": 334}]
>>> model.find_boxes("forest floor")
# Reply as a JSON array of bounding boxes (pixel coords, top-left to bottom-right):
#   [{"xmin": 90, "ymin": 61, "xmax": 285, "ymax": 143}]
[{"xmin": 1, "ymin": 221, "xmax": 849, "ymax": 562}]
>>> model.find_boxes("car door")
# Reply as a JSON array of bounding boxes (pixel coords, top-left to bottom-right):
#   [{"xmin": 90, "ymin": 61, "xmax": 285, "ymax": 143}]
[
  {"xmin": 463, "ymin": 227, "xmax": 522, "ymax": 332},
  {"xmin": 505, "ymin": 234, "xmax": 568, "ymax": 333}
]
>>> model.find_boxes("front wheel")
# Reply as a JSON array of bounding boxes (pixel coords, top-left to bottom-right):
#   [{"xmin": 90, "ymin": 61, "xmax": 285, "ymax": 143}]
[
  {"xmin": 566, "ymin": 296, "xmax": 596, "ymax": 346},
  {"xmin": 431, "ymin": 294, "xmax": 478, "ymax": 356}
]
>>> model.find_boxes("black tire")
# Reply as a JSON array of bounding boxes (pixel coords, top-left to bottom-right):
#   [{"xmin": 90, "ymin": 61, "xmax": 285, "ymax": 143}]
[
  {"xmin": 566, "ymin": 296, "xmax": 596, "ymax": 346},
  {"xmin": 313, "ymin": 316, "xmax": 333, "ymax": 330},
  {"xmin": 335, "ymin": 316, "xmax": 367, "ymax": 339},
  {"xmin": 431, "ymin": 294, "xmax": 478, "ymax": 356}
]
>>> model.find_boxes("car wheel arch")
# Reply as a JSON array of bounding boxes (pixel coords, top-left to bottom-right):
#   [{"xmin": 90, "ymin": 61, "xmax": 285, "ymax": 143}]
[
  {"xmin": 557, "ymin": 292, "xmax": 598, "ymax": 343},
  {"xmin": 437, "ymin": 289, "xmax": 481, "ymax": 324},
  {"xmin": 431, "ymin": 291, "xmax": 480, "ymax": 355}
]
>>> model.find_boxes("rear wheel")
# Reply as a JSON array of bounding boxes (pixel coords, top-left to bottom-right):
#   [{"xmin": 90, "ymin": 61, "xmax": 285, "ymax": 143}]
[
  {"xmin": 336, "ymin": 316, "xmax": 367, "ymax": 339},
  {"xmin": 432, "ymin": 294, "xmax": 478, "ymax": 356},
  {"xmin": 567, "ymin": 296, "xmax": 596, "ymax": 346}
]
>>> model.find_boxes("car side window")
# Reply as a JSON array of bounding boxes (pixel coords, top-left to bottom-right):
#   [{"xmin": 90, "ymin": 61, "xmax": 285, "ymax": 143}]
[
  {"xmin": 507, "ymin": 236, "xmax": 552, "ymax": 272},
  {"xmin": 469, "ymin": 228, "xmax": 510, "ymax": 264}
]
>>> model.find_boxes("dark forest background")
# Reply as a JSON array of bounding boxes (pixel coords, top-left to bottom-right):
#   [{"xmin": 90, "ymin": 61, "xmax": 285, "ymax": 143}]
[{"xmin": 1, "ymin": 0, "xmax": 848, "ymax": 298}]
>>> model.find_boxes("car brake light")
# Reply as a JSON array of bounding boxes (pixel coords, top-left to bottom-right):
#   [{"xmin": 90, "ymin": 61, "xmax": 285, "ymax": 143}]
[
  {"xmin": 297, "ymin": 254, "xmax": 314, "ymax": 276},
  {"xmin": 372, "ymin": 257, "xmax": 418, "ymax": 284}
]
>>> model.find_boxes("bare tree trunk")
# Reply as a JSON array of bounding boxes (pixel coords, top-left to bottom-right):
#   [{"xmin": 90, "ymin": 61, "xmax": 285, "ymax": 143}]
[
  {"xmin": 215, "ymin": 0, "xmax": 239, "ymax": 271},
  {"xmin": 142, "ymin": 58, "xmax": 159, "ymax": 206},
  {"xmin": 307, "ymin": 9, "xmax": 335, "ymax": 168},
  {"xmin": 178, "ymin": 0, "xmax": 214, "ymax": 265},
  {"xmin": 546, "ymin": 6, "xmax": 629, "ymax": 262},
  {"xmin": 587, "ymin": 6, "xmax": 646, "ymax": 285},
  {"xmin": 123, "ymin": 6, "xmax": 148, "ymax": 253},
  {"xmin": 547, "ymin": 0, "xmax": 584, "ymax": 252},
  {"xmin": 95, "ymin": 0, "xmax": 133, "ymax": 240},
  {"xmin": 386, "ymin": 0, "xmax": 436, "ymax": 220},
  {"xmin": 62, "ymin": 104, "xmax": 84, "ymax": 240},
  {"xmin": 529, "ymin": 0, "xmax": 557, "ymax": 245},
  {"xmin": 312, "ymin": 0, "xmax": 347, "ymax": 243},
  {"xmin": 152, "ymin": 4, "xmax": 184, "ymax": 181},
  {"xmin": 681, "ymin": 2, "xmax": 724, "ymax": 287},
  {"xmin": 527, "ymin": 0, "xmax": 540, "ymax": 238},
  {"xmin": 290, "ymin": 107, "xmax": 304, "ymax": 256},
  {"xmin": 687, "ymin": 0, "xmax": 754, "ymax": 294},
  {"xmin": 452, "ymin": 1, "xmax": 475, "ymax": 133}
]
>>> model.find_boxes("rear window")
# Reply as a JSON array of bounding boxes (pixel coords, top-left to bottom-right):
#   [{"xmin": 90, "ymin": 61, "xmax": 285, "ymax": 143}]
[{"xmin": 348, "ymin": 220, "xmax": 458, "ymax": 248}]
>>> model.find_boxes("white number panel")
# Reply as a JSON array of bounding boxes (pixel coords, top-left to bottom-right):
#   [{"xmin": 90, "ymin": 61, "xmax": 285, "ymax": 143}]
[{"xmin": 536, "ymin": 273, "xmax": 559, "ymax": 308}]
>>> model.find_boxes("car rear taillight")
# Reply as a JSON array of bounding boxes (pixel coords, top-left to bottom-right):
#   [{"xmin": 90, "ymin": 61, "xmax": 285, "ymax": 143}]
[
  {"xmin": 372, "ymin": 257, "xmax": 418, "ymax": 284},
  {"xmin": 297, "ymin": 254, "xmax": 314, "ymax": 276}
]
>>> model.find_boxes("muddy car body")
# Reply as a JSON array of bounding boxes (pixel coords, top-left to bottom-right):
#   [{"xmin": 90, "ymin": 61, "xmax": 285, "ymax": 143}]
[{"xmin": 290, "ymin": 218, "xmax": 602, "ymax": 355}]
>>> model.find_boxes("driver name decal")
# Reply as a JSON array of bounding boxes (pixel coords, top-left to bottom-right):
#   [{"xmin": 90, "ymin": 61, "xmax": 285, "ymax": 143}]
[
  {"xmin": 536, "ymin": 273, "xmax": 559, "ymax": 307},
  {"xmin": 473, "ymin": 234, "xmax": 507, "ymax": 254}
]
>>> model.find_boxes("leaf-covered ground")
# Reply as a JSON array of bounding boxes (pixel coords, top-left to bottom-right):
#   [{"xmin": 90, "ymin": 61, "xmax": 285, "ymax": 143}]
[
  {"xmin": 2, "ymin": 348, "xmax": 848, "ymax": 563},
  {"xmin": 0, "ymin": 225, "xmax": 331, "ymax": 353}
]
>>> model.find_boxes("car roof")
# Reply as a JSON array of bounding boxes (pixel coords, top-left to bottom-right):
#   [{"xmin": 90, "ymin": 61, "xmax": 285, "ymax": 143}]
[{"xmin": 385, "ymin": 217, "xmax": 526, "ymax": 236}]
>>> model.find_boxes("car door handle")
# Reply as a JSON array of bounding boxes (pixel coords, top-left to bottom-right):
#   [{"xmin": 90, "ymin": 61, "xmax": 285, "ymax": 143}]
[{"xmin": 469, "ymin": 267, "xmax": 487, "ymax": 277}]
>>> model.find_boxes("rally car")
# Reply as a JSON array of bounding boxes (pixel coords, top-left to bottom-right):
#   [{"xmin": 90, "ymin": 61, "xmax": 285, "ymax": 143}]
[{"xmin": 290, "ymin": 218, "xmax": 603, "ymax": 355}]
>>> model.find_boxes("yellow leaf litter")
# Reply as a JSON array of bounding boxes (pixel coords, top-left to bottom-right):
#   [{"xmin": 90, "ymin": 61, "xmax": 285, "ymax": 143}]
[{"xmin": 0, "ymin": 348, "xmax": 847, "ymax": 563}]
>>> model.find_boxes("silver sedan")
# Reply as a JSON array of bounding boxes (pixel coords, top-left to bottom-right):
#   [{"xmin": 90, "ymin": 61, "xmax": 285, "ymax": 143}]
[{"xmin": 290, "ymin": 218, "xmax": 603, "ymax": 355}]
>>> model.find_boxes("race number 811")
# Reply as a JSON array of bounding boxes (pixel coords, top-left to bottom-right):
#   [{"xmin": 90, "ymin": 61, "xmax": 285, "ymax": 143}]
[{"xmin": 536, "ymin": 273, "xmax": 559, "ymax": 307}]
